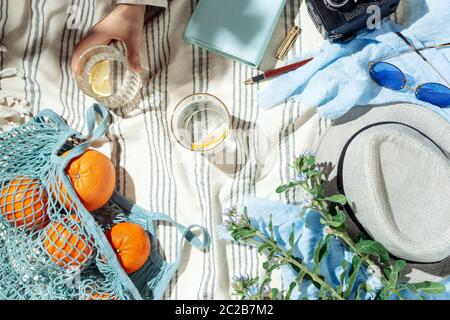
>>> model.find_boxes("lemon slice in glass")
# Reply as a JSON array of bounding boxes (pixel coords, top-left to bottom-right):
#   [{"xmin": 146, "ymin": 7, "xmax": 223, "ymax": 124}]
[
  {"xmin": 191, "ymin": 128, "xmax": 228, "ymax": 151},
  {"xmin": 89, "ymin": 60, "xmax": 111, "ymax": 97}
]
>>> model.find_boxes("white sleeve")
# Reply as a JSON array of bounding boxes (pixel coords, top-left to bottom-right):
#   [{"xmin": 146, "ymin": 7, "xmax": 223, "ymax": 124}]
[{"xmin": 113, "ymin": 0, "xmax": 168, "ymax": 8}]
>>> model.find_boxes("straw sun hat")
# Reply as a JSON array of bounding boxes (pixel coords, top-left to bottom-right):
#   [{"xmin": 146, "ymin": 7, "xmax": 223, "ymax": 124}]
[{"xmin": 315, "ymin": 103, "xmax": 450, "ymax": 281}]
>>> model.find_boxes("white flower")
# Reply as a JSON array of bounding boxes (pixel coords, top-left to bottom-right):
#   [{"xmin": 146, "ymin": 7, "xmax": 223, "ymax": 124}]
[
  {"xmin": 216, "ymin": 223, "xmax": 233, "ymax": 241},
  {"xmin": 222, "ymin": 207, "xmax": 235, "ymax": 217},
  {"xmin": 230, "ymin": 211, "xmax": 245, "ymax": 225},
  {"xmin": 303, "ymin": 193, "xmax": 315, "ymax": 207},
  {"xmin": 300, "ymin": 150, "xmax": 314, "ymax": 158}
]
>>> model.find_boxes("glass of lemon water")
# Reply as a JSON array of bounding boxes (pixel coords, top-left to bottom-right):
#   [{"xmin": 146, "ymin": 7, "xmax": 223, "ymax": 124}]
[
  {"xmin": 74, "ymin": 44, "xmax": 142, "ymax": 109},
  {"xmin": 171, "ymin": 93, "xmax": 231, "ymax": 153}
]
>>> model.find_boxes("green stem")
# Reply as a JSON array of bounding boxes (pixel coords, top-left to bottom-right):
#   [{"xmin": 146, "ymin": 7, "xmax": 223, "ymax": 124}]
[
  {"xmin": 332, "ymin": 229, "xmax": 387, "ymax": 286},
  {"xmin": 250, "ymin": 230, "xmax": 345, "ymax": 301},
  {"xmin": 310, "ymin": 198, "xmax": 388, "ymax": 287}
]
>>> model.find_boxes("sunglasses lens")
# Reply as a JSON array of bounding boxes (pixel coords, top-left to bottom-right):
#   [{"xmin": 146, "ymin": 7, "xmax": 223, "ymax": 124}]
[
  {"xmin": 416, "ymin": 83, "xmax": 450, "ymax": 108},
  {"xmin": 370, "ymin": 62, "xmax": 406, "ymax": 90}
]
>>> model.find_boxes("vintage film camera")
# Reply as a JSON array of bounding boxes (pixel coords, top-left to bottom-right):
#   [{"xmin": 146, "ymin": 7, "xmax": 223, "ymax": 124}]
[{"xmin": 306, "ymin": 0, "xmax": 400, "ymax": 42}]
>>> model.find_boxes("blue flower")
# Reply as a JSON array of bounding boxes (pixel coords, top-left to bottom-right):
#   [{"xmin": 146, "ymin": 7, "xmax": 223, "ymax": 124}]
[
  {"xmin": 245, "ymin": 283, "xmax": 271, "ymax": 298},
  {"xmin": 314, "ymin": 165, "xmax": 321, "ymax": 173},
  {"xmin": 246, "ymin": 284, "xmax": 260, "ymax": 297},
  {"xmin": 293, "ymin": 172, "xmax": 307, "ymax": 183},
  {"xmin": 232, "ymin": 274, "xmax": 252, "ymax": 283},
  {"xmin": 216, "ymin": 224, "xmax": 233, "ymax": 241}
]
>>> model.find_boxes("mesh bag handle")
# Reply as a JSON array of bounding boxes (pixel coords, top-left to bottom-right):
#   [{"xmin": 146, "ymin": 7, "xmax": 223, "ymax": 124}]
[
  {"xmin": 112, "ymin": 192, "xmax": 211, "ymax": 265},
  {"xmin": 64, "ymin": 103, "xmax": 110, "ymax": 159}
]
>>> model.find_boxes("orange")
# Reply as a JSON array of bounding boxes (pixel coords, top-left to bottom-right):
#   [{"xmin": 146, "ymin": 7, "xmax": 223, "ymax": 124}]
[
  {"xmin": 106, "ymin": 222, "xmax": 151, "ymax": 274},
  {"xmin": 0, "ymin": 177, "xmax": 49, "ymax": 230},
  {"xmin": 59, "ymin": 149, "xmax": 116, "ymax": 212},
  {"xmin": 87, "ymin": 292, "xmax": 118, "ymax": 300},
  {"xmin": 43, "ymin": 215, "xmax": 94, "ymax": 269}
]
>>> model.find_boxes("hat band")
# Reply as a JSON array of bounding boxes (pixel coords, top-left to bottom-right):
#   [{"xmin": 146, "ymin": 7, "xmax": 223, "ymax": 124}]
[{"xmin": 336, "ymin": 121, "xmax": 447, "ymax": 265}]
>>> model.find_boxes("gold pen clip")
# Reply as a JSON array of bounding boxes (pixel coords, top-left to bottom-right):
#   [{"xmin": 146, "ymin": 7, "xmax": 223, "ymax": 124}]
[{"xmin": 275, "ymin": 26, "xmax": 301, "ymax": 60}]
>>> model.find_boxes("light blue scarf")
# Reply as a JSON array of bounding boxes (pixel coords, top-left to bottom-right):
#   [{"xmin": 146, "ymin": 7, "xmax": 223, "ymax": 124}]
[
  {"xmin": 242, "ymin": 197, "xmax": 450, "ymax": 300},
  {"xmin": 258, "ymin": 0, "xmax": 450, "ymax": 120}
]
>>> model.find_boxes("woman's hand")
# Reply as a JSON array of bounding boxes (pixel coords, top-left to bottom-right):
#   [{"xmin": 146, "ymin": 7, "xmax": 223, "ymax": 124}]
[{"xmin": 71, "ymin": 4, "xmax": 146, "ymax": 73}]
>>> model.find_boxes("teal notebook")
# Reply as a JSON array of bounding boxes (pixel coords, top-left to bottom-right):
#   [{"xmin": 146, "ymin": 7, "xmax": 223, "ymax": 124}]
[{"xmin": 185, "ymin": 0, "xmax": 287, "ymax": 68}]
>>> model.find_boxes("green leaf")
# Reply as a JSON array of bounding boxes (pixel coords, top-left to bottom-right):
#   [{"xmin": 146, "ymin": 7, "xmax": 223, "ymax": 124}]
[
  {"xmin": 343, "ymin": 255, "xmax": 362, "ymax": 299},
  {"xmin": 276, "ymin": 181, "xmax": 298, "ymax": 194},
  {"xmin": 294, "ymin": 157, "xmax": 304, "ymax": 172},
  {"xmin": 231, "ymin": 229, "xmax": 256, "ymax": 241},
  {"xmin": 299, "ymin": 206, "xmax": 307, "ymax": 218},
  {"xmin": 285, "ymin": 281, "xmax": 297, "ymax": 300},
  {"xmin": 258, "ymin": 242, "xmax": 271, "ymax": 254},
  {"xmin": 267, "ymin": 248, "xmax": 276, "ymax": 261},
  {"xmin": 384, "ymin": 267, "xmax": 392, "ymax": 279},
  {"xmin": 318, "ymin": 285, "xmax": 329, "ymax": 300},
  {"xmin": 355, "ymin": 240, "xmax": 390, "ymax": 264},
  {"xmin": 288, "ymin": 224, "xmax": 295, "ymax": 249},
  {"xmin": 313, "ymin": 235, "xmax": 332, "ymax": 273},
  {"xmin": 266, "ymin": 263, "xmax": 282, "ymax": 274},
  {"xmin": 378, "ymin": 287, "xmax": 391, "ymax": 300},
  {"xmin": 320, "ymin": 234, "xmax": 332, "ymax": 260},
  {"xmin": 296, "ymin": 271, "xmax": 306, "ymax": 290},
  {"xmin": 393, "ymin": 260, "xmax": 406, "ymax": 273},
  {"xmin": 327, "ymin": 211, "xmax": 346, "ymax": 228},
  {"xmin": 270, "ymin": 288, "xmax": 279, "ymax": 300},
  {"xmin": 336, "ymin": 259, "xmax": 348, "ymax": 294},
  {"xmin": 405, "ymin": 284, "xmax": 418, "ymax": 294},
  {"xmin": 322, "ymin": 194, "xmax": 347, "ymax": 205},
  {"xmin": 387, "ymin": 261, "xmax": 406, "ymax": 289},
  {"xmin": 306, "ymin": 170, "xmax": 320, "ymax": 178},
  {"xmin": 305, "ymin": 156, "xmax": 315, "ymax": 167},
  {"xmin": 413, "ymin": 281, "xmax": 446, "ymax": 295},
  {"xmin": 310, "ymin": 184, "xmax": 323, "ymax": 198},
  {"xmin": 276, "ymin": 184, "xmax": 289, "ymax": 194},
  {"xmin": 268, "ymin": 215, "xmax": 274, "ymax": 241},
  {"xmin": 388, "ymin": 268, "xmax": 399, "ymax": 289}
]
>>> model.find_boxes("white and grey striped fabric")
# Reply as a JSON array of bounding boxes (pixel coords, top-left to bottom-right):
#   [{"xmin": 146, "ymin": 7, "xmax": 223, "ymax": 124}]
[{"xmin": 1, "ymin": 0, "xmax": 411, "ymax": 299}]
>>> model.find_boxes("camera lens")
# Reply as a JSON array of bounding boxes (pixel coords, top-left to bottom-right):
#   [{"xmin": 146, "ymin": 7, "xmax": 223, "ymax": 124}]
[{"xmin": 325, "ymin": 0, "xmax": 358, "ymax": 12}]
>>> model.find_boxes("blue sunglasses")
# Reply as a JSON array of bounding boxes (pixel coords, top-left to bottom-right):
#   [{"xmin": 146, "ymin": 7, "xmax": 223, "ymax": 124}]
[{"xmin": 369, "ymin": 33, "xmax": 450, "ymax": 108}]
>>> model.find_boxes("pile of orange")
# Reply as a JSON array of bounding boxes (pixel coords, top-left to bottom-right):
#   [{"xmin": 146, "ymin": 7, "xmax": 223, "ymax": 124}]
[{"xmin": 0, "ymin": 148, "xmax": 151, "ymax": 280}]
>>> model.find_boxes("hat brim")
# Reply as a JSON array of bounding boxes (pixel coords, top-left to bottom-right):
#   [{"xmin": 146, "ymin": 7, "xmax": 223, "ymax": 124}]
[{"xmin": 315, "ymin": 103, "xmax": 450, "ymax": 282}]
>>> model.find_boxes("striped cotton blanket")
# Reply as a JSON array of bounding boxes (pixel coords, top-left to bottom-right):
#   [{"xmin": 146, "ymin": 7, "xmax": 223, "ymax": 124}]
[{"xmin": 0, "ymin": 0, "xmax": 411, "ymax": 299}]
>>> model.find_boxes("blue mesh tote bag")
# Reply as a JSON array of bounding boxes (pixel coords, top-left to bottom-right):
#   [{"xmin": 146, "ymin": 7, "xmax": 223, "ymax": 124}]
[{"xmin": 0, "ymin": 103, "xmax": 210, "ymax": 300}]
